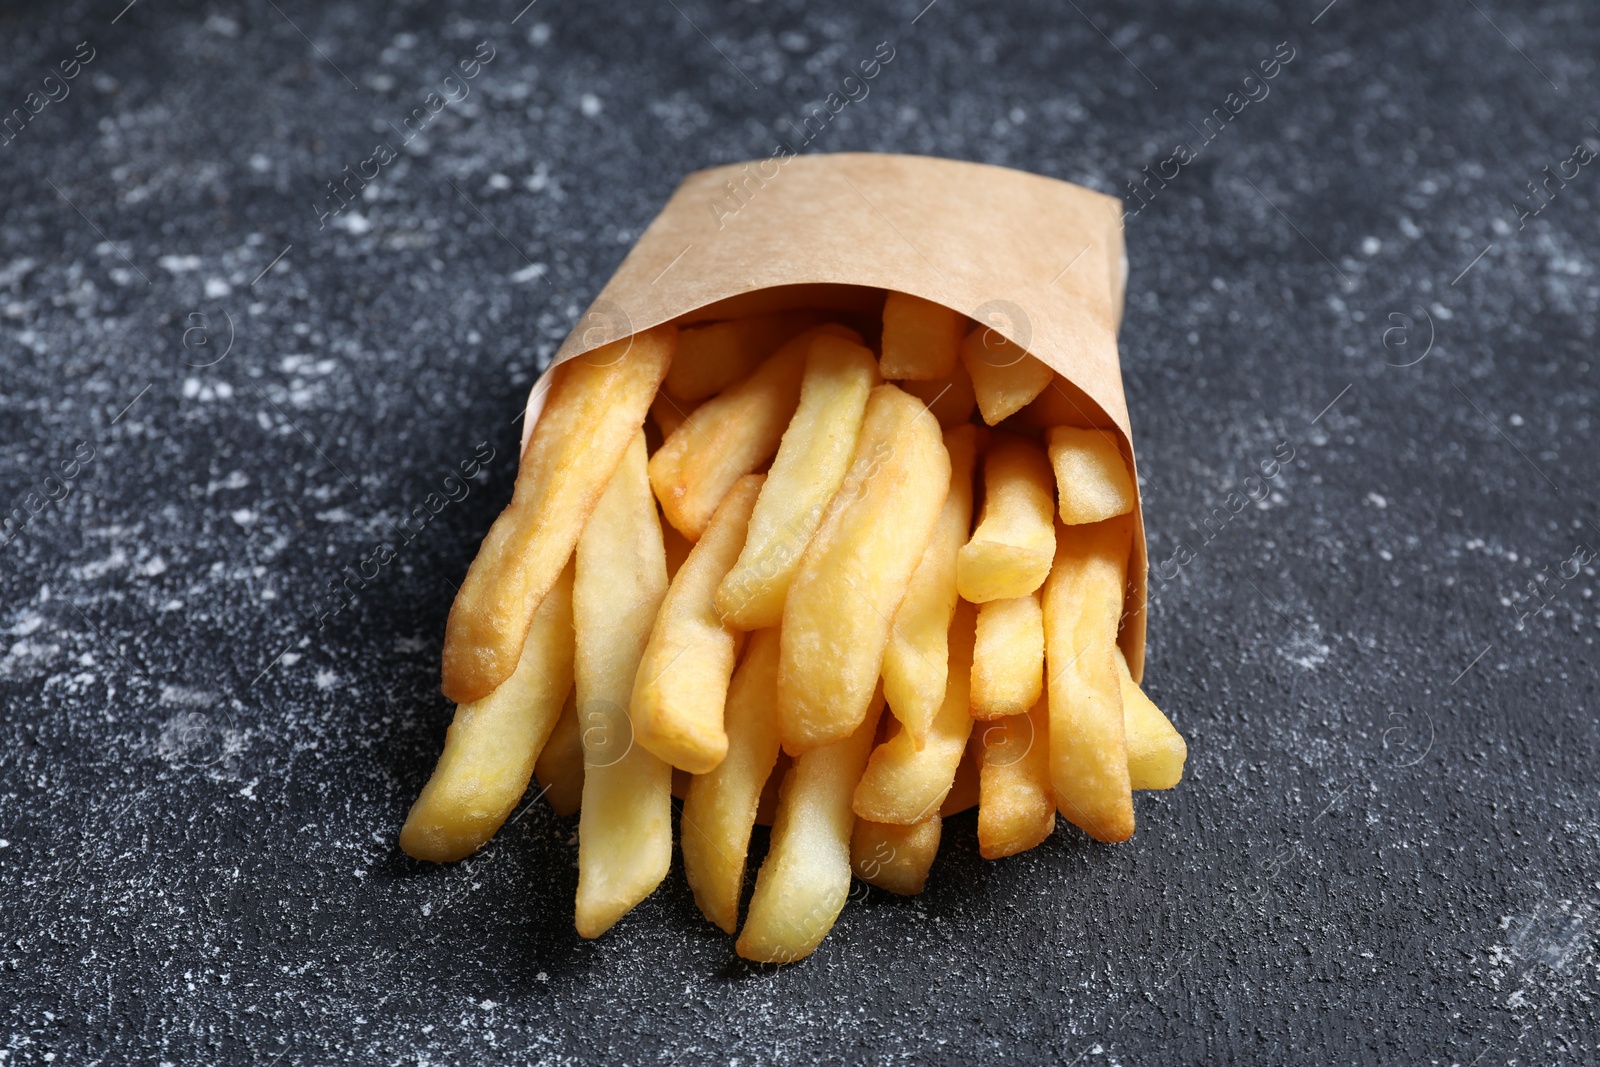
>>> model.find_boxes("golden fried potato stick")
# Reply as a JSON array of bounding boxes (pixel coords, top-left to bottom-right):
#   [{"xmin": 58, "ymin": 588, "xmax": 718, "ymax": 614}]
[
  {"xmin": 851, "ymin": 815, "xmax": 941, "ymax": 895},
  {"xmin": 663, "ymin": 311, "xmax": 823, "ymax": 403},
  {"xmin": 939, "ymin": 735, "xmax": 980, "ymax": 816},
  {"xmin": 779, "ymin": 385, "xmax": 951, "ymax": 753},
  {"xmin": 879, "ymin": 291, "xmax": 964, "ymax": 381},
  {"xmin": 1118, "ymin": 649, "xmax": 1187, "ymax": 790},
  {"xmin": 881, "ymin": 424, "xmax": 979, "ymax": 747},
  {"xmin": 716, "ymin": 334, "xmax": 880, "ymax": 630},
  {"xmin": 956, "ymin": 430, "xmax": 1056, "ymax": 603},
  {"xmin": 976, "ymin": 698, "xmax": 1055, "ymax": 859},
  {"xmin": 651, "ymin": 324, "xmax": 859, "ymax": 542},
  {"xmin": 401, "ymin": 561, "xmax": 576, "ymax": 862},
  {"xmin": 1005, "ymin": 374, "xmax": 1114, "ymax": 435},
  {"xmin": 442, "ymin": 325, "xmax": 674, "ymax": 703},
  {"xmin": 970, "ymin": 592, "xmax": 1044, "ymax": 720},
  {"xmin": 633, "ymin": 475, "xmax": 763, "ymax": 774},
  {"xmin": 681, "ymin": 628, "xmax": 784, "ymax": 934},
  {"xmin": 573, "ymin": 431, "xmax": 674, "ymax": 938},
  {"xmin": 1048, "ymin": 426, "xmax": 1136, "ymax": 526},
  {"xmin": 736, "ymin": 694, "xmax": 884, "ymax": 963},
  {"xmin": 898, "ymin": 359, "xmax": 978, "ymax": 430},
  {"xmin": 958, "ymin": 323, "xmax": 1054, "ymax": 425},
  {"xmin": 1042, "ymin": 516, "xmax": 1135, "ymax": 842},
  {"xmin": 534, "ymin": 689, "xmax": 583, "ymax": 817},
  {"xmin": 854, "ymin": 601, "xmax": 976, "ymax": 824}
]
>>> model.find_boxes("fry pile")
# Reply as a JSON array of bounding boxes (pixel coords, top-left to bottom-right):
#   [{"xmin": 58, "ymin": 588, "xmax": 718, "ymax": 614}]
[{"xmin": 400, "ymin": 293, "xmax": 1187, "ymax": 962}]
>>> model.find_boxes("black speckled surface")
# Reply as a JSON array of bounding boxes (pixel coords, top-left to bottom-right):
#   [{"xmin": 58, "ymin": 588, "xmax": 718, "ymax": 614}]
[{"xmin": 2, "ymin": 0, "xmax": 1598, "ymax": 1063}]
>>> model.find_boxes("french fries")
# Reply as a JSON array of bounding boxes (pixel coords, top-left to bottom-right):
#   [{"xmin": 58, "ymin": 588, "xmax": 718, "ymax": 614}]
[
  {"xmin": 1048, "ymin": 426, "xmax": 1136, "ymax": 525},
  {"xmin": 898, "ymin": 360, "xmax": 978, "ymax": 430},
  {"xmin": 879, "ymin": 291, "xmax": 964, "ymax": 380},
  {"xmin": 976, "ymin": 698, "xmax": 1055, "ymax": 859},
  {"xmin": 851, "ymin": 815, "xmax": 941, "ymax": 895},
  {"xmin": 400, "ymin": 561, "xmax": 576, "ymax": 862},
  {"xmin": 957, "ymin": 431, "xmax": 1056, "ymax": 603},
  {"xmin": 959, "ymin": 323, "xmax": 1054, "ymax": 425},
  {"xmin": 1119, "ymin": 649, "xmax": 1187, "ymax": 790},
  {"xmin": 779, "ymin": 385, "xmax": 951, "ymax": 753},
  {"xmin": 717, "ymin": 334, "xmax": 880, "ymax": 630},
  {"xmin": 573, "ymin": 432, "xmax": 674, "ymax": 938},
  {"xmin": 664, "ymin": 310, "xmax": 823, "ymax": 403},
  {"xmin": 737, "ymin": 693, "xmax": 884, "ymax": 963},
  {"xmin": 442, "ymin": 325, "xmax": 674, "ymax": 703},
  {"xmin": 970, "ymin": 592, "xmax": 1044, "ymax": 720},
  {"xmin": 681, "ymin": 628, "xmax": 785, "ymax": 934},
  {"xmin": 854, "ymin": 600, "xmax": 976, "ymax": 824},
  {"xmin": 650, "ymin": 324, "xmax": 856, "ymax": 540},
  {"xmin": 534, "ymin": 690, "xmax": 583, "ymax": 817},
  {"xmin": 418, "ymin": 271, "xmax": 1186, "ymax": 962},
  {"xmin": 1042, "ymin": 515, "xmax": 1135, "ymax": 843},
  {"xmin": 881, "ymin": 424, "xmax": 979, "ymax": 747},
  {"xmin": 632, "ymin": 474, "xmax": 762, "ymax": 773}
]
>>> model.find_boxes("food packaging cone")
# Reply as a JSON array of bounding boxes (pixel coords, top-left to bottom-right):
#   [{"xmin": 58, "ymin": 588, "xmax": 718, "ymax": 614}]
[{"xmin": 517, "ymin": 152, "xmax": 1148, "ymax": 679}]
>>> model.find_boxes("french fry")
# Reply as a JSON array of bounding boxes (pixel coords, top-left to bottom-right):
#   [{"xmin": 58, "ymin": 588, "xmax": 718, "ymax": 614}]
[
  {"xmin": 1118, "ymin": 649, "xmax": 1187, "ymax": 790},
  {"xmin": 939, "ymin": 734, "xmax": 980, "ymax": 816},
  {"xmin": 956, "ymin": 430, "xmax": 1056, "ymax": 603},
  {"xmin": 959, "ymin": 323, "xmax": 1054, "ymax": 425},
  {"xmin": 534, "ymin": 689, "xmax": 583, "ymax": 817},
  {"xmin": 400, "ymin": 561, "xmax": 576, "ymax": 862},
  {"xmin": 651, "ymin": 324, "xmax": 858, "ymax": 540},
  {"xmin": 573, "ymin": 432, "xmax": 674, "ymax": 938},
  {"xmin": 1048, "ymin": 426, "xmax": 1136, "ymax": 525},
  {"xmin": 879, "ymin": 291, "xmax": 964, "ymax": 380},
  {"xmin": 633, "ymin": 475, "xmax": 763, "ymax": 774},
  {"xmin": 680, "ymin": 628, "xmax": 784, "ymax": 934},
  {"xmin": 1005, "ymin": 374, "xmax": 1113, "ymax": 435},
  {"xmin": 663, "ymin": 311, "xmax": 823, "ymax": 403},
  {"xmin": 853, "ymin": 601, "xmax": 976, "ymax": 824},
  {"xmin": 736, "ymin": 694, "xmax": 884, "ymax": 963},
  {"xmin": 442, "ymin": 325, "xmax": 675, "ymax": 703},
  {"xmin": 976, "ymin": 698, "xmax": 1055, "ymax": 859},
  {"xmin": 716, "ymin": 334, "xmax": 880, "ymax": 630},
  {"xmin": 898, "ymin": 360, "xmax": 978, "ymax": 430},
  {"xmin": 1042, "ymin": 516, "xmax": 1134, "ymax": 842},
  {"xmin": 881, "ymin": 424, "xmax": 979, "ymax": 747},
  {"xmin": 851, "ymin": 815, "xmax": 941, "ymax": 895},
  {"xmin": 970, "ymin": 592, "xmax": 1044, "ymax": 720},
  {"xmin": 778, "ymin": 385, "xmax": 951, "ymax": 753}
]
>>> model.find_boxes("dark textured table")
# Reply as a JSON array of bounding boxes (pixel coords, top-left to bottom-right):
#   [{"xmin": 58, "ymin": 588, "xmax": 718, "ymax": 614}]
[{"xmin": 3, "ymin": 0, "xmax": 1597, "ymax": 1062}]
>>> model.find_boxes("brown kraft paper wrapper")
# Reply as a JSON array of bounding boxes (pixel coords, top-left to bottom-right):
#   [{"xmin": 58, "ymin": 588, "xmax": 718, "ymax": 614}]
[{"xmin": 517, "ymin": 152, "xmax": 1148, "ymax": 680}]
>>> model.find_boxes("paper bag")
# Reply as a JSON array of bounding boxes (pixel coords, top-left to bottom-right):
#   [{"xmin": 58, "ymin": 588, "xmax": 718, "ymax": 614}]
[{"xmin": 517, "ymin": 152, "xmax": 1148, "ymax": 679}]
